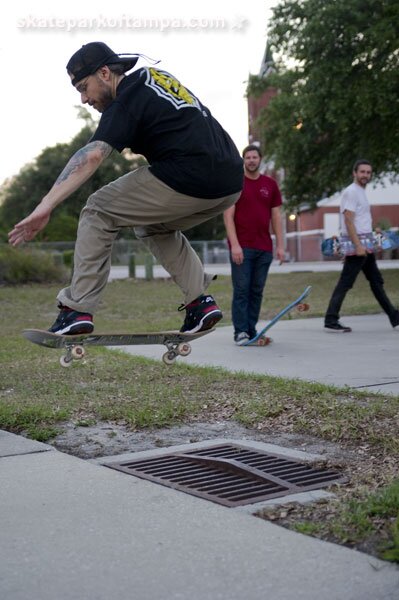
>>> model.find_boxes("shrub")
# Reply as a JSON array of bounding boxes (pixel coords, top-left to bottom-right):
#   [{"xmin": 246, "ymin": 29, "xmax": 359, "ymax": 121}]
[
  {"xmin": 0, "ymin": 246, "xmax": 69, "ymax": 284},
  {"xmin": 62, "ymin": 249, "xmax": 75, "ymax": 268}
]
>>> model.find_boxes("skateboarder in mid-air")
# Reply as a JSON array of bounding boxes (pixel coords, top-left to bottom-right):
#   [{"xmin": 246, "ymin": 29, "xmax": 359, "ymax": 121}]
[{"xmin": 8, "ymin": 42, "xmax": 243, "ymax": 335}]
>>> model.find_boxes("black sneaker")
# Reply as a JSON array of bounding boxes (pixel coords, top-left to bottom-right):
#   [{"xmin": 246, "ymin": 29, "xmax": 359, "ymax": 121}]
[
  {"xmin": 49, "ymin": 304, "xmax": 94, "ymax": 335},
  {"xmin": 324, "ymin": 322, "xmax": 352, "ymax": 333},
  {"xmin": 390, "ymin": 310, "xmax": 399, "ymax": 329},
  {"xmin": 179, "ymin": 294, "xmax": 222, "ymax": 333}
]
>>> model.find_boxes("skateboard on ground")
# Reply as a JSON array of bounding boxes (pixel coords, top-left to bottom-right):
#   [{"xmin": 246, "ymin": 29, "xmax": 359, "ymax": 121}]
[
  {"xmin": 242, "ymin": 286, "xmax": 312, "ymax": 346},
  {"xmin": 23, "ymin": 328, "xmax": 215, "ymax": 367},
  {"xmin": 322, "ymin": 231, "xmax": 399, "ymax": 257}
]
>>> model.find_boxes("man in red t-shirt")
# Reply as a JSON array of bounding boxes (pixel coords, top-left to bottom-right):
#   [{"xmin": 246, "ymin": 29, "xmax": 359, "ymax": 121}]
[{"xmin": 224, "ymin": 145, "xmax": 285, "ymax": 345}]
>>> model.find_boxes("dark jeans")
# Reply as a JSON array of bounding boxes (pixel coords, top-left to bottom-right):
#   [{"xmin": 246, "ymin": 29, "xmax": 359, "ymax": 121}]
[
  {"xmin": 325, "ymin": 253, "xmax": 399, "ymax": 326},
  {"xmin": 231, "ymin": 248, "xmax": 273, "ymax": 337}
]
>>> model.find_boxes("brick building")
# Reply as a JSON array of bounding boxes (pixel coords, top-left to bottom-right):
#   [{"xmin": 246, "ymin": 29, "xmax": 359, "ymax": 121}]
[
  {"xmin": 285, "ymin": 181, "xmax": 399, "ymax": 261},
  {"xmin": 247, "ymin": 44, "xmax": 277, "ymax": 146}
]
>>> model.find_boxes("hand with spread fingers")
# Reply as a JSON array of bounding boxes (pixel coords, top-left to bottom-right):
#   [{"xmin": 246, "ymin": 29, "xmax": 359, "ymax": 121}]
[{"xmin": 8, "ymin": 204, "xmax": 51, "ymax": 246}]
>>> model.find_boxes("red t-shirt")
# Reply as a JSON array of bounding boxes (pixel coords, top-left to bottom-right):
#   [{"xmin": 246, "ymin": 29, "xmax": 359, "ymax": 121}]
[{"xmin": 233, "ymin": 174, "xmax": 282, "ymax": 252}]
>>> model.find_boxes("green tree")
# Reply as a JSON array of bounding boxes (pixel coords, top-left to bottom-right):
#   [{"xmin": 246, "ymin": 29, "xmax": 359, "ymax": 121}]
[
  {"xmin": 248, "ymin": 0, "xmax": 399, "ymax": 207},
  {"xmin": 0, "ymin": 107, "xmax": 229, "ymax": 243},
  {"xmin": 0, "ymin": 109, "xmax": 146, "ymax": 241}
]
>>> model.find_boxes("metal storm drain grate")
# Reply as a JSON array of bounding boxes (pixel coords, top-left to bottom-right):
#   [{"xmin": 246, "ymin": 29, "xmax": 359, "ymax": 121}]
[{"xmin": 105, "ymin": 443, "xmax": 347, "ymax": 507}]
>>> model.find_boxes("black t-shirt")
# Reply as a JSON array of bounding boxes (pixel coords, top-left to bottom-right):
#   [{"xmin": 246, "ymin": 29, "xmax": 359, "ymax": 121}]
[{"xmin": 90, "ymin": 67, "xmax": 243, "ymax": 199}]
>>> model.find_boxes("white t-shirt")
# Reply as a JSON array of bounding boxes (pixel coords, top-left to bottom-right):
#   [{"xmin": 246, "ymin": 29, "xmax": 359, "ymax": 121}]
[{"xmin": 340, "ymin": 182, "xmax": 372, "ymax": 235}]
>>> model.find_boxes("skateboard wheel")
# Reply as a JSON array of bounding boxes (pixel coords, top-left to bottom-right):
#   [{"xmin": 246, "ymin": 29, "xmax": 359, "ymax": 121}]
[
  {"xmin": 71, "ymin": 345, "xmax": 85, "ymax": 360},
  {"xmin": 297, "ymin": 303, "xmax": 309, "ymax": 312},
  {"xmin": 60, "ymin": 355, "xmax": 73, "ymax": 368},
  {"xmin": 177, "ymin": 342, "xmax": 191, "ymax": 357},
  {"xmin": 162, "ymin": 351, "xmax": 176, "ymax": 365},
  {"xmin": 258, "ymin": 336, "xmax": 272, "ymax": 346}
]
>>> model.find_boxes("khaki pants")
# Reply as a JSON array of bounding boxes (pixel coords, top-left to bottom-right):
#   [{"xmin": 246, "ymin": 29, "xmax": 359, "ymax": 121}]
[{"xmin": 58, "ymin": 166, "xmax": 240, "ymax": 313}]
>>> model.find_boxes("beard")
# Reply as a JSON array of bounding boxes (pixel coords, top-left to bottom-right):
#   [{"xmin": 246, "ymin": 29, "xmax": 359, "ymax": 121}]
[
  {"xmin": 94, "ymin": 80, "xmax": 114, "ymax": 113},
  {"xmin": 245, "ymin": 163, "xmax": 260, "ymax": 174}
]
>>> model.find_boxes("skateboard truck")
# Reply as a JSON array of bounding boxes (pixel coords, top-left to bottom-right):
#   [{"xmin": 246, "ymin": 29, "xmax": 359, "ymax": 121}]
[
  {"xmin": 161, "ymin": 340, "xmax": 191, "ymax": 366},
  {"xmin": 60, "ymin": 343, "xmax": 86, "ymax": 367}
]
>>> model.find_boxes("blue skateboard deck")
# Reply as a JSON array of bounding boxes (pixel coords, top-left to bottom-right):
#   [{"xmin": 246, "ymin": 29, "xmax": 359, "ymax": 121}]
[
  {"xmin": 242, "ymin": 286, "xmax": 312, "ymax": 346},
  {"xmin": 322, "ymin": 231, "xmax": 399, "ymax": 257}
]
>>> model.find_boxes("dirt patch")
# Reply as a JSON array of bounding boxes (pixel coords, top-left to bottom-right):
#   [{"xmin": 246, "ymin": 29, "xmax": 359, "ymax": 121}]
[
  {"xmin": 48, "ymin": 419, "xmax": 398, "ymax": 563},
  {"xmin": 50, "ymin": 419, "xmax": 353, "ymax": 461}
]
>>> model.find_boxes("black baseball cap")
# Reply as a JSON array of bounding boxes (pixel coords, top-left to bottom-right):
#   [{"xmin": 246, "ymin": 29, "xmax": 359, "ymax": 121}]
[{"xmin": 66, "ymin": 42, "xmax": 140, "ymax": 86}]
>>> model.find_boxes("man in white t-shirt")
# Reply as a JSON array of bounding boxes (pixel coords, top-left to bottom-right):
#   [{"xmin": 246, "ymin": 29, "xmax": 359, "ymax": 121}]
[{"xmin": 324, "ymin": 159, "xmax": 399, "ymax": 332}]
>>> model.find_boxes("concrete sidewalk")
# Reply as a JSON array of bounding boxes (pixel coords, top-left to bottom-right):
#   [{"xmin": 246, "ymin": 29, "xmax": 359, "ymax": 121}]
[
  {"xmin": 109, "ymin": 259, "xmax": 399, "ymax": 280},
  {"xmin": 1, "ymin": 430, "xmax": 398, "ymax": 600},
  {"xmin": 114, "ymin": 313, "xmax": 399, "ymax": 395}
]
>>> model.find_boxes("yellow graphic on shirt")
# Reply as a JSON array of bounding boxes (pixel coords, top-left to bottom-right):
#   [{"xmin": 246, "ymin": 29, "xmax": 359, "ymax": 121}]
[{"xmin": 145, "ymin": 68, "xmax": 202, "ymax": 111}]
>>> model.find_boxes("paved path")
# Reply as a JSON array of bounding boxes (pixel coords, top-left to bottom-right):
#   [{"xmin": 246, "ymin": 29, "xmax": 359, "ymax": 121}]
[
  {"xmin": 1, "ymin": 430, "xmax": 398, "ymax": 600},
  {"xmin": 110, "ymin": 259, "xmax": 399, "ymax": 396},
  {"xmin": 114, "ymin": 313, "xmax": 399, "ymax": 395},
  {"xmin": 109, "ymin": 259, "xmax": 399, "ymax": 280}
]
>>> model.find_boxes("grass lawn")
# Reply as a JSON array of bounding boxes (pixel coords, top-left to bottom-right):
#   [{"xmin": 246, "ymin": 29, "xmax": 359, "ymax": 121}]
[{"xmin": 0, "ymin": 269, "xmax": 398, "ymax": 562}]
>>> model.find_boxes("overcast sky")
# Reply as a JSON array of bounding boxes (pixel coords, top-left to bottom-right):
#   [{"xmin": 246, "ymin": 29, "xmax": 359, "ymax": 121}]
[{"xmin": 1, "ymin": 0, "xmax": 278, "ymax": 185}]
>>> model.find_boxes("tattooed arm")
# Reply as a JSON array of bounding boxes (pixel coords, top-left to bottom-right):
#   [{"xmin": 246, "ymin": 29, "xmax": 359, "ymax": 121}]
[{"xmin": 8, "ymin": 141, "xmax": 113, "ymax": 246}]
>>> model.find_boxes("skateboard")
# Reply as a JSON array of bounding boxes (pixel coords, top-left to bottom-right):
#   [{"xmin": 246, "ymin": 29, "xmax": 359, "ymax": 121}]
[
  {"xmin": 322, "ymin": 231, "xmax": 399, "ymax": 257},
  {"xmin": 22, "ymin": 328, "xmax": 215, "ymax": 367},
  {"xmin": 242, "ymin": 286, "xmax": 312, "ymax": 346}
]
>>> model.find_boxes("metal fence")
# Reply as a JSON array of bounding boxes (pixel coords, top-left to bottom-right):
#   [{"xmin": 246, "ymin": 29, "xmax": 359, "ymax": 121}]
[
  {"xmin": 27, "ymin": 239, "xmax": 231, "ymax": 266},
  {"xmin": 12, "ymin": 232, "xmax": 399, "ymax": 265}
]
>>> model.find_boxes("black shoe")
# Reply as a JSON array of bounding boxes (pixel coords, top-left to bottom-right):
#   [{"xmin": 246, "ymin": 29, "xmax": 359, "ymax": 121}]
[
  {"xmin": 324, "ymin": 322, "xmax": 352, "ymax": 333},
  {"xmin": 49, "ymin": 304, "xmax": 94, "ymax": 335},
  {"xmin": 390, "ymin": 310, "xmax": 399, "ymax": 328},
  {"xmin": 179, "ymin": 294, "xmax": 222, "ymax": 333}
]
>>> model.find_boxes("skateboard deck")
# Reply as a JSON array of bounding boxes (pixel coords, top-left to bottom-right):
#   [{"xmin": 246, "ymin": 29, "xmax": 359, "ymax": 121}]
[
  {"xmin": 322, "ymin": 231, "xmax": 399, "ymax": 257},
  {"xmin": 242, "ymin": 286, "xmax": 312, "ymax": 346},
  {"xmin": 23, "ymin": 328, "xmax": 215, "ymax": 367}
]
